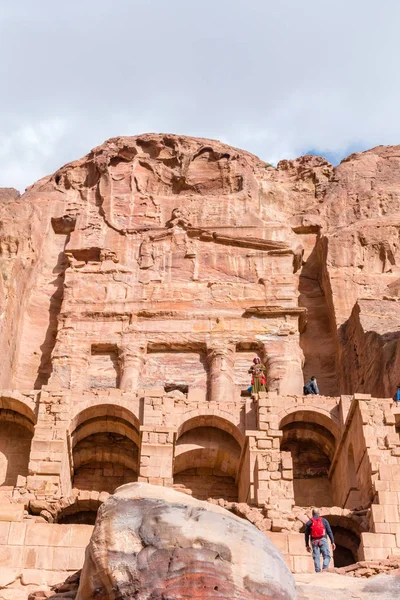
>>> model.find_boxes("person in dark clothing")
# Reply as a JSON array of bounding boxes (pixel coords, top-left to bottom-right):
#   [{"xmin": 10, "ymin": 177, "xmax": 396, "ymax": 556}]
[
  {"xmin": 305, "ymin": 508, "xmax": 336, "ymax": 572},
  {"xmin": 303, "ymin": 376, "xmax": 320, "ymax": 395}
]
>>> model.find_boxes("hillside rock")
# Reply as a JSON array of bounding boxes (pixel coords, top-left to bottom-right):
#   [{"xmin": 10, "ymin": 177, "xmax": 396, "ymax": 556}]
[{"xmin": 2, "ymin": 135, "xmax": 400, "ymax": 396}]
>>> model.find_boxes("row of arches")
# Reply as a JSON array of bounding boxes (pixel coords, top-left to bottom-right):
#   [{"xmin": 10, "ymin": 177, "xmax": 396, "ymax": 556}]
[
  {"xmin": 0, "ymin": 399, "xmax": 369, "ymax": 567},
  {"xmin": 69, "ymin": 406, "xmax": 243, "ymax": 503},
  {"xmin": 0, "ymin": 400, "xmax": 363, "ymax": 512},
  {"xmin": 0, "ymin": 400, "xmax": 362, "ymax": 510}
]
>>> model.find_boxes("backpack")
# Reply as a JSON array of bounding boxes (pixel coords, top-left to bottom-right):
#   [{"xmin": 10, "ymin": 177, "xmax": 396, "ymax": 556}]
[
  {"xmin": 310, "ymin": 517, "xmax": 326, "ymax": 539},
  {"xmin": 303, "ymin": 382, "xmax": 312, "ymax": 395}
]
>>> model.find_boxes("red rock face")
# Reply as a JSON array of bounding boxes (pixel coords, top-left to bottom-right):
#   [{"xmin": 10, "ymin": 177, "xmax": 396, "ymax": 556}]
[
  {"xmin": 76, "ymin": 484, "xmax": 296, "ymax": 600},
  {"xmin": 1, "ymin": 135, "xmax": 400, "ymax": 398}
]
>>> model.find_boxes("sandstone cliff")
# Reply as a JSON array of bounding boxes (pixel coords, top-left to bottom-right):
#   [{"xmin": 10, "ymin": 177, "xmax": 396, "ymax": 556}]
[{"xmin": 1, "ymin": 135, "xmax": 400, "ymax": 397}]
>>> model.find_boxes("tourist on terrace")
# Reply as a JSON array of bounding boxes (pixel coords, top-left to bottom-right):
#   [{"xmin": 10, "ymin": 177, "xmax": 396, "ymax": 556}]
[
  {"xmin": 303, "ymin": 376, "xmax": 320, "ymax": 395},
  {"xmin": 305, "ymin": 509, "xmax": 336, "ymax": 572},
  {"xmin": 248, "ymin": 357, "xmax": 267, "ymax": 393}
]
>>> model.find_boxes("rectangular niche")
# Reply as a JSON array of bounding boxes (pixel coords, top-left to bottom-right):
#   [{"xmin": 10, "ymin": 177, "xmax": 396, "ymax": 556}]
[
  {"xmin": 140, "ymin": 347, "xmax": 208, "ymax": 392},
  {"xmin": 88, "ymin": 344, "xmax": 120, "ymax": 389}
]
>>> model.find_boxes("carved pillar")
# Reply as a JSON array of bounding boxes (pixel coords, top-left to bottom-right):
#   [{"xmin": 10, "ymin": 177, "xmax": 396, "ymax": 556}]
[
  {"xmin": 50, "ymin": 338, "xmax": 90, "ymax": 390},
  {"xmin": 261, "ymin": 335, "xmax": 304, "ymax": 395},
  {"xmin": 119, "ymin": 341, "xmax": 147, "ymax": 391},
  {"xmin": 206, "ymin": 342, "xmax": 235, "ymax": 403}
]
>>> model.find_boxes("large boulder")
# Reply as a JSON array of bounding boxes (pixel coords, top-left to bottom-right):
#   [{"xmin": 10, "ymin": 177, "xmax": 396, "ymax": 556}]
[{"xmin": 76, "ymin": 483, "xmax": 296, "ymax": 600}]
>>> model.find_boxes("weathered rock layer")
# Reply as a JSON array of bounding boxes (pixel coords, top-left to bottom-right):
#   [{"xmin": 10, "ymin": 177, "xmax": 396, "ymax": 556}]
[
  {"xmin": 2, "ymin": 135, "xmax": 400, "ymax": 396},
  {"xmin": 76, "ymin": 483, "xmax": 296, "ymax": 600}
]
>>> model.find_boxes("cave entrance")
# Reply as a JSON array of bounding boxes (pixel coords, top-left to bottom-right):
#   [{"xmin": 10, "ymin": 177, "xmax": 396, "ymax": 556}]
[{"xmin": 331, "ymin": 525, "xmax": 360, "ymax": 567}]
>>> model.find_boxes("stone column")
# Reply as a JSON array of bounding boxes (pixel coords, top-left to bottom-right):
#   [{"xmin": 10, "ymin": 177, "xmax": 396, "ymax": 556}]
[
  {"xmin": 252, "ymin": 395, "xmax": 294, "ymax": 514},
  {"xmin": 261, "ymin": 336, "xmax": 304, "ymax": 395},
  {"xmin": 27, "ymin": 389, "xmax": 72, "ymax": 498},
  {"xmin": 50, "ymin": 340, "xmax": 90, "ymax": 390},
  {"xmin": 206, "ymin": 342, "xmax": 235, "ymax": 403},
  {"xmin": 138, "ymin": 426, "xmax": 175, "ymax": 487},
  {"xmin": 119, "ymin": 341, "xmax": 147, "ymax": 391}
]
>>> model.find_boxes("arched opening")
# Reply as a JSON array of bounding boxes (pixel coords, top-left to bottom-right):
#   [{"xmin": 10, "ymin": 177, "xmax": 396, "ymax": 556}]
[
  {"xmin": 70, "ymin": 405, "xmax": 140, "ymax": 495},
  {"xmin": 173, "ymin": 416, "xmax": 243, "ymax": 502},
  {"xmin": 58, "ymin": 510, "xmax": 97, "ymax": 525},
  {"xmin": 280, "ymin": 410, "xmax": 338, "ymax": 507},
  {"xmin": 0, "ymin": 409, "xmax": 34, "ymax": 490},
  {"xmin": 324, "ymin": 516, "xmax": 361, "ymax": 567},
  {"xmin": 56, "ymin": 497, "xmax": 102, "ymax": 525}
]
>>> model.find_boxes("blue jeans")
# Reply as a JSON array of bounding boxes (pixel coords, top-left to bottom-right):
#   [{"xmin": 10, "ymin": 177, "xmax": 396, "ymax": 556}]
[{"xmin": 312, "ymin": 537, "xmax": 331, "ymax": 572}]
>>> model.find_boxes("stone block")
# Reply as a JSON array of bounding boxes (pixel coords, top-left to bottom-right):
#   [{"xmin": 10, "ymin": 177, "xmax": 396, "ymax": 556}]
[
  {"xmin": 277, "ymin": 499, "xmax": 294, "ymax": 512},
  {"xmin": 374, "ymin": 522, "xmax": 391, "ymax": 533},
  {"xmin": 0, "ymin": 521, "xmax": 10, "ymax": 544},
  {"xmin": 288, "ymin": 534, "xmax": 308, "ymax": 555},
  {"xmin": 379, "ymin": 464, "xmax": 400, "ymax": 481},
  {"xmin": 266, "ymin": 532, "xmax": 288, "ymax": 553},
  {"xmin": 271, "ymin": 519, "xmax": 287, "ymax": 532},
  {"xmin": 187, "ymin": 388, "xmax": 206, "ymax": 402},
  {"xmin": 68, "ymin": 547, "xmax": 86, "ymax": 570},
  {"xmin": 0, "ymin": 545, "xmax": 23, "ymax": 568},
  {"xmin": 377, "ymin": 491, "xmax": 399, "ymax": 504},
  {"xmin": 21, "ymin": 568, "xmax": 49, "ymax": 586},
  {"xmin": 257, "ymin": 440, "xmax": 272, "ymax": 449},
  {"xmin": 52, "ymin": 546, "xmax": 70, "ymax": 570},
  {"xmin": 281, "ymin": 456, "xmax": 293, "ymax": 470},
  {"xmin": 0, "ymin": 568, "xmax": 21, "ymax": 587},
  {"xmin": 0, "ymin": 504, "xmax": 24, "ymax": 522},
  {"xmin": 293, "ymin": 555, "xmax": 313, "ymax": 573},
  {"xmin": 35, "ymin": 546, "xmax": 55, "ymax": 569},
  {"xmin": 8, "ymin": 522, "xmax": 27, "ymax": 545},
  {"xmin": 258, "ymin": 470, "xmax": 270, "ymax": 481},
  {"xmin": 384, "ymin": 505, "xmax": 400, "ymax": 523},
  {"xmin": 384, "ymin": 410, "xmax": 396, "ymax": 425},
  {"xmin": 70, "ymin": 524, "xmax": 94, "ymax": 547},
  {"xmin": 362, "ymin": 532, "xmax": 396, "ymax": 548},
  {"xmin": 25, "ymin": 523, "xmax": 71, "ymax": 547},
  {"xmin": 361, "ymin": 546, "xmax": 391, "ymax": 560},
  {"xmin": 144, "ymin": 388, "xmax": 164, "ymax": 397},
  {"xmin": 371, "ymin": 504, "xmax": 384, "ymax": 523}
]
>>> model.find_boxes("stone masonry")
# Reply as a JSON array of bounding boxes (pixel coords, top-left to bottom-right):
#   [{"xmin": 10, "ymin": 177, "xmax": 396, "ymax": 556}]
[{"xmin": 1, "ymin": 135, "xmax": 400, "ymax": 595}]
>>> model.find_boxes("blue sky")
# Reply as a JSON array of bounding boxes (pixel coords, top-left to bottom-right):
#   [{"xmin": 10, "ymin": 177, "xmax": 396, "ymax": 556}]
[
  {"xmin": 1, "ymin": 0, "xmax": 400, "ymax": 190},
  {"xmin": 304, "ymin": 144, "xmax": 370, "ymax": 166}
]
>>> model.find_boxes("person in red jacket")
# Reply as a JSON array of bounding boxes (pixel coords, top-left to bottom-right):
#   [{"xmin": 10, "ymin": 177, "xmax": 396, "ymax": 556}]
[{"xmin": 305, "ymin": 508, "xmax": 336, "ymax": 572}]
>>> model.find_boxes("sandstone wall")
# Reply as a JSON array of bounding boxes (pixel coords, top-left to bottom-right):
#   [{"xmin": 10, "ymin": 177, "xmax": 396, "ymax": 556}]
[{"xmin": 2, "ymin": 136, "xmax": 400, "ymax": 596}]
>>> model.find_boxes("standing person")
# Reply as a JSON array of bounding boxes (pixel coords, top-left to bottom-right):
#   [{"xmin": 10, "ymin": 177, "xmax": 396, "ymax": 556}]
[
  {"xmin": 395, "ymin": 384, "xmax": 400, "ymax": 404},
  {"xmin": 305, "ymin": 509, "xmax": 336, "ymax": 572},
  {"xmin": 303, "ymin": 376, "xmax": 320, "ymax": 395},
  {"xmin": 248, "ymin": 357, "xmax": 267, "ymax": 393}
]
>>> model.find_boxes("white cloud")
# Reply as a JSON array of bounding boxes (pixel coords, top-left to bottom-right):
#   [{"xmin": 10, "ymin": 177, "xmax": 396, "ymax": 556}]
[
  {"xmin": 0, "ymin": 0, "xmax": 400, "ymax": 190},
  {"xmin": 0, "ymin": 119, "xmax": 67, "ymax": 190}
]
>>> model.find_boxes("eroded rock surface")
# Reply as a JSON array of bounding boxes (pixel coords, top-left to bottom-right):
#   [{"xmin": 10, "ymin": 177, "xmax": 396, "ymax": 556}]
[
  {"xmin": 75, "ymin": 483, "xmax": 296, "ymax": 600},
  {"xmin": 2, "ymin": 136, "xmax": 400, "ymax": 396}
]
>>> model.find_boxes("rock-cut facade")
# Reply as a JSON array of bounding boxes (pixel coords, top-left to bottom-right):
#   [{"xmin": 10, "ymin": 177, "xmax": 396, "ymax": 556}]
[{"xmin": 1, "ymin": 134, "xmax": 400, "ymax": 590}]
